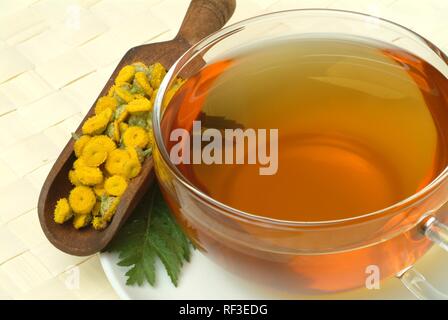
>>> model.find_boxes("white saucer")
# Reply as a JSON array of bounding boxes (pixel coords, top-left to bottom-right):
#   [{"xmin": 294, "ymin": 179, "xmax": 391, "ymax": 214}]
[{"xmin": 100, "ymin": 244, "xmax": 448, "ymax": 300}]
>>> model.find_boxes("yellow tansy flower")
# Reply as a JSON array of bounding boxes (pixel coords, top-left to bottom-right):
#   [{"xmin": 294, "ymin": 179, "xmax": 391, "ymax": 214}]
[
  {"xmin": 90, "ymin": 135, "xmax": 117, "ymax": 154},
  {"xmin": 82, "ymin": 108, "xmax": 112, "ymax": 135},
  {"xmin": 93, "ymin": 182, "xmax": 106, "ymax": 197},
  {"xmin": 117, "ymin": 109, "xmax": 129, "ymax": 123},
  {"xmin": 73, "ymin": 135, "xmax": 91, "ymax": 158},
  {"xmin": 148, "ymin": 129, "xmax": 155, "ymax": 148},
  {"xmin": 126, "ymin": 146, "xmax": 139, "ymax": 162},
  {"xmin": 68, "ymin": 169, "xmax": 82, "ymax": 186},
  {"xmin": 113, "ymin": 120, "xmax": 120, "ymax": 142},
  {"xmin": 123, "ymin": 126, "xmax": 149, "ymax": 148},
  {"xmin": 150, "ymin": 88, "xmax": 158, "ymax": 106},
  {"xmin": 81, "ymin": 135, "xmax": 116, "ymax": 166},
  {"xmin": 107, "ymin": 85, "xmax": 115, "ymax": 97},
  {"xmin": 73, "ymin": 158, "xmax": 87, "ymax": 170},
  {"xmin": 123, "ymin": 158, "xmax": 142, "ymax": 179},
  {"xmin": 127, "ymin": 145, "xmax": 151, "ymax": 163},
  {"xmin": 69, "ymin": 186, "xmax": 96, "ymax": 215},
  {"xmin": 53, "ymin": 198, "xmax": 73, "ymax": 224},
  {"xmin": 73, "ymin": 214, "xmax": 92, "ymax": 229},
  {"xmin": 92, "ymin": 216, "xmax": 107, "ymax": 230},
  {"xmin": 115, "ymin": 65, "xmax": 136, "ymax": 85},
  {"xmin": 104, "ymin": 175, "xmax": 128, "ymax": 196},
  {"xmin": 115, "ymin": 86, "xmax": 134, "ymax": 103},
  {"xmin": 126, "ymin": 97, "xmax": 152, "ymax": 114},
  {"xmin": 134, "ymin": 71, "xmax": 153, "ymax": 96},
  {"xmin": 105, "ymin": 149, "xmax": 130, "ymax": 175},
  {"xmin": 133, "ymin": 93, "xmax": 146, "ymax": 100},
  {"xmin": 94, "ymin": 96, "xmax": 118, "ymax": 115},
  {"xmin": 81, "ymin": 148, "xmax": 107, "ymax": 167},
  {"xmin": 119, "ymin": 122, "xmax": 128, "ymax": 134},
  {"xmin": 149, "ymin": 62, "xmax": 166, "ymax": 89},
  {"xmin": 76, "ymin": 166, "xmax": 103, "ymax": 186}
]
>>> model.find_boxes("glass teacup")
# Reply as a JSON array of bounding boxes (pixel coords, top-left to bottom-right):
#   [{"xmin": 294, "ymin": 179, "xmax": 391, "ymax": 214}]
[{"xmin": 152, "ymin": 9, "xmax": 448, "ymax": 297}]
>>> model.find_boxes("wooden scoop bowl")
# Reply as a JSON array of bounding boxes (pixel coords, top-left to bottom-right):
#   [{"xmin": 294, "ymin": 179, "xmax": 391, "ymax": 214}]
[{"xmin": 38, "ymin": 0, "xmax": 236, "ymax": 256}]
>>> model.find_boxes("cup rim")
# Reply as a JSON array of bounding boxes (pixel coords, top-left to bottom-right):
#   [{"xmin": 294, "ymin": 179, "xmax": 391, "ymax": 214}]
[{"xmin": 153, "ymin": 8, "xmax": 448, "ymax": 227}]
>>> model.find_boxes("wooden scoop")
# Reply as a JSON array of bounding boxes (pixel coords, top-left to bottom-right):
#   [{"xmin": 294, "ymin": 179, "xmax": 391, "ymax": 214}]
[{"xmin": 38, "ymin": 0, "xmax": 236, "ymax": 256}]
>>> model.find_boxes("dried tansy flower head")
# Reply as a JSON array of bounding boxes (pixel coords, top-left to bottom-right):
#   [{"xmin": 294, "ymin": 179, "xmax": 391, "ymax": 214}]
[
  {"xmin": 105, "ymin": 149, "xmax": 130, "ymax": 176},
  {"xmin": 93, "ymin": 182, "xmax": 106, "ymax": 197},
  {"xmin": 82, "ymin": 147, "xmax": 107, "ymax": 167},
  {"xmin": 104, "ymin": 175, "xmax": 128, "ymax": 196},
  {"xmin": 82, "ymin": 108, "xmax": 113, "ymax": 135},
  {"xmin": 73, "ymin": 214, "xmax": 92, "ymax": 229},
  {"xmin": 115, "ymin": 86, "xmax": 134, "ymax": 104},
  {"xmin": 69, "ymin": 186, "xmax": 96, "ymax": 215},
  {"xmin": 115, "ymin": 65, "xmax": 136, "ymax": 85},
  {"xmin": 123, "ymin": 158, "xmax": 142, "ymax": 179},
  {"xmin": 75, "ymin": 166, "xmax": 103, "ymax": 186},
  {"xmin": 54, "ymin": 198, "xmax": 73, "ymax": 224},
  {"xmin": 73, "ymin": 158, "xmax": 87, "ymax": 170},
  {"xmin": 68, "ymin": 169, "xmax": 82, "ymax": 186},
  {"xmin": 90, "ymin": 135, "xmax": 117, "ymax": 153},
  {"xmin": 73, "ymin": 135, "xmax": 91, "ymax": 158},
  {"xmin": 134, "ymin": 72, "xmax": 153, "ymax": 96},
  {"xmin": 53, "ymin": 62, "xmax": 184, "ymax": 230},
  {"xmin": 123, "ymin": 126, "xmax": 149, "ymax": 149},
  {"xmin": 81, "ymin": 135, "xmax": 116, "ymax": 167},
  {"xmin": 95, "ymin": 96, "xmax": 118, "ymax": 115},
  {"xmin": 127, "ymin": 97, "xmax": 152, "ymax": 114}
]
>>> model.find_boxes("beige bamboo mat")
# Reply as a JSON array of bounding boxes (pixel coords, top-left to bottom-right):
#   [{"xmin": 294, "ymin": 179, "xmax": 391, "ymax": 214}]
[{"xmin": 0, "ymin": 0, "xmax": 446, "ymax": 300}]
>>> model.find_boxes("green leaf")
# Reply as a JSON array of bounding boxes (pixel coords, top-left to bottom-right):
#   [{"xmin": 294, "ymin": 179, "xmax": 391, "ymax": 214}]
[{"xmin": 106, "ymin": 184, "xmax": 193, "ymax": 287}]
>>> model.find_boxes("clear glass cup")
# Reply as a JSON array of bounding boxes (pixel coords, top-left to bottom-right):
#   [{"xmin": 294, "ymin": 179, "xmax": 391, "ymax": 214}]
[{"xmin": 152, "ymin": 9, "xmax": 448, "ymax": 297}]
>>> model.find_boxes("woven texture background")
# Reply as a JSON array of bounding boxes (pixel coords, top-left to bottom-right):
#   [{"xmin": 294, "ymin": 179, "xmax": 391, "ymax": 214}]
[{"xmin": 0, "ymin": 0, "xmax": 447, "ymax": 300}]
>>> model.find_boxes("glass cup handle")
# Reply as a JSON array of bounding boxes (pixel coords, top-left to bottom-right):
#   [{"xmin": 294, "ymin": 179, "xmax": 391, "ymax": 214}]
[{"xmin": 397, "ymin": 217, "xmax": 448, "ymax": 299}]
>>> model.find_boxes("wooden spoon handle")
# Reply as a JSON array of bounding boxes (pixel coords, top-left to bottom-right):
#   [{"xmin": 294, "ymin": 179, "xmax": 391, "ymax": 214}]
[{"xmin": 176, "ymin": 0, "xmax": 236, "ymax": 46}]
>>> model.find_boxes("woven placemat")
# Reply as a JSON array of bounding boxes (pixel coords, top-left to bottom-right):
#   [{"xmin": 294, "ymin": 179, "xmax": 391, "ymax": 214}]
[{"xmin": 0, "ymin": 0, "xmax": 446, "ymax": 300}]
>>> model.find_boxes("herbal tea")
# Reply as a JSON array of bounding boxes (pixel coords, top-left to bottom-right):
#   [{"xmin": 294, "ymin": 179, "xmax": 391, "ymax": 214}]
[{"xmin": 162, "ymin": 36, "xmax": 448, "ymax": 222}]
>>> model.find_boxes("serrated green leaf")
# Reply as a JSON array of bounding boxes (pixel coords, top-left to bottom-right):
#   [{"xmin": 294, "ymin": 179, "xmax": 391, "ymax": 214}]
[
  {"xmin": 125, "ymin": 263, "xmax": 145, "ymax": 286},
  {"xmin": 106, "ymin": 183, "xmax": 193, "ymax": 287},
  {"xmin": 165, "ymin": 211, "xmax": 192, "ymax": 262}
]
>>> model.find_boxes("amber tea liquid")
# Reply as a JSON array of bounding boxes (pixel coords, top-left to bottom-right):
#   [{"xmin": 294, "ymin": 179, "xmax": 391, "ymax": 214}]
[
  {"xmin": 164, "ymin": 36, "xmax": 448, "ymax": 221},
  {"xmin": 160, "ymin": 36, "xmax": 448, "ymax": 292}
]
